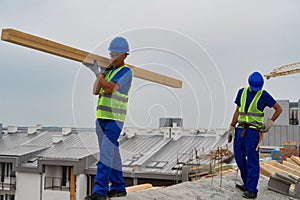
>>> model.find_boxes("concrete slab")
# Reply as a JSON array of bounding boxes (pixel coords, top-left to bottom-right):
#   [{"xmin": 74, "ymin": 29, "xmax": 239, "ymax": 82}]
[{"xmin": 113, "ymin": 172, "xmax": 290, "ymax": 200}]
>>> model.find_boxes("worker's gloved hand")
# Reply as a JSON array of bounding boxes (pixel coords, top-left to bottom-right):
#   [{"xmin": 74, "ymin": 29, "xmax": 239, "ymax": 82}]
[
  {"xmin": 261, "ymin": 119, "xmax": 274, "ymax": 132},
  {"xmin": 228, "ymin": 125, "xmax": 235, "ymax": 143},
  {"xmin": 100, "ymin": 67, "xmax": 111, "ymax": 77},
  {"xmin": 82, "ymin": 60, "xmax": 100, "ymax": 77}
]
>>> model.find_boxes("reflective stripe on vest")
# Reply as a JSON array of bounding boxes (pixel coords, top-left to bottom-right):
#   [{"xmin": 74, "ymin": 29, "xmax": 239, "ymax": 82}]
[
  {"xmin": 96, "ymin": 65, "xmax": 132, "ymax": 122},
  {"xmin": 238, "ymin": 87, "xmax": 264, "ymax": 129}
]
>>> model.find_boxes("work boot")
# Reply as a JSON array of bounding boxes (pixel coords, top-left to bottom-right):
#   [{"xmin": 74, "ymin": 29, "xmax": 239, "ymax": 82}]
[
  {"xmin": 235, "ymin": 183, "xmax": 247, "ymax": 192},
  {"xmin": 242, "ymin": 191, "xmax": 257, "ymax": 199},
  {"xmin": 107, "ymin": 190, "xmax": 127, "ymax": 197},
  {"xmin": 84, "ymin": 193, "xmax": 107, "ymax": 200}
]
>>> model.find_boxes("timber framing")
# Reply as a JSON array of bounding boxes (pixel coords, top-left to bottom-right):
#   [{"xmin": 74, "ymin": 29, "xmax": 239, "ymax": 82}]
[
  {"xmin": 1, "ymin": 28, "xmax": 182, "ymax": 88},
  {"xmin": 260, "ymin": 156, "xmax": 300, "ymax": 178}
]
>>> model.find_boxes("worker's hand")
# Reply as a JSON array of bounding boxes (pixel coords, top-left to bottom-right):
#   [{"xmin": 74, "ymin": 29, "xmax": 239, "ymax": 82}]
[
  {"xmin": 228, "ymin": 125, "xmax": 235, "ymax": 143},
  {"xmin": 261, "ymin": 119, "xmax": 274, "ymax": 132},
  {"xmin": 100, "ymin": 66, "xmax": 111, "ymax": 77},
  {"xmin": 82, "ymin": 60, "xmax": 100, "ymax": 77}
]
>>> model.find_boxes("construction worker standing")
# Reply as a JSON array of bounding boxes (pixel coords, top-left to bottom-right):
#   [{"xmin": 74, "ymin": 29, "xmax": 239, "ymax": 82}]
[
  {"xmin": 228, "ymin": 71, "xmax": 282, "ymax": 199},
  {"xmin": 83, "ymin": 37, "xmax": 133, "ymax": 200}
]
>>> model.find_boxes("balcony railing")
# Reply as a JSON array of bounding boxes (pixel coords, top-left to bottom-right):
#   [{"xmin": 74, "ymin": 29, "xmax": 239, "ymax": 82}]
[
  {"xmin": 0, "ymin": 177, "xmax": 16, "ymax": 191},
  {"xmin": 44, "ymin": 177, "xmax": 72, "ymax": 191}
]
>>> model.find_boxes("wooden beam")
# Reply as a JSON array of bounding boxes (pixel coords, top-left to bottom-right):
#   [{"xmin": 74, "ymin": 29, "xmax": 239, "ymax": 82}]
[
  {"xmin": 1, "ymin": 28, "xmax": 182, "ymax": 88},
  {"xmin": 282, "ymin": 160, "xmax": 300, "ymax": 172},
  {"xmin": 287, "ymin": 157, "xmax": 300, "ymax": 166},
  {"xmin": 291, "ymin": 155, "xmax": 300, "ymax": 166},
  {"xmin": 126, "ymin": 183, "xmax": 153, "ymax": 193},
  {"xmin": 268, "ymin": 162, "xmax": 300, "ymax": 178},
  {"xmin": 70, "ymin": 166, "xmax": 75, "ymax": 200},
  {"xmin": 260, "ymin": 163, "xmax": 279, "ymax": 177}
]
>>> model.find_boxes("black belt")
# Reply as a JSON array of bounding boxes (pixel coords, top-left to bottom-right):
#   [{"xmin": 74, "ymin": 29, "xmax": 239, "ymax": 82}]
[{"xmin": 237, "ymin": 123, "xmax": 260, "ymax": 138}]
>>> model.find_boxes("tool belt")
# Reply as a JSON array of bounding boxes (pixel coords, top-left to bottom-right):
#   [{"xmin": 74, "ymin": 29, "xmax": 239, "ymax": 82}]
[{"xmin": 237, "ymin": 123, "xmax": 260, "ymax": 138}]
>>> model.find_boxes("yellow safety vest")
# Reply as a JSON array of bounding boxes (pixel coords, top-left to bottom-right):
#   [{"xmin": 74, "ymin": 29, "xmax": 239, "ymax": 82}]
[
  {"xmin": 238, "ymin": 87, "xmax": 264, "ymax": 129},
  {"xmin": 96, "ymin": 65, "xmax": 132, "ymax": 122}
]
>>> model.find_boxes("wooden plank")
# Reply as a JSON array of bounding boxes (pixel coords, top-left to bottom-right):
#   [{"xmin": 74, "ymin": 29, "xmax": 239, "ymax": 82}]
[
  {"xmin": 1, "ymin": 28, "xmax": 182, "ymax": 88},
  {"xmin": 269, "ymin": 162, "xmax": 300, "ymax": 178},
  {"xmin": 262, "ymin": 162, "xmax": 300, "ymax": 179},
  {"xmin": 283, "ymin": 160, "xmax": 300, "ymax": 172},
  {"xmin": 287, "ymin": 157, "xmax": 300, "ymax": 166},
  {"xmin": 291, "ymin": 155, "xmax": 300, "ymax": 166},
  {"xmin": 70, "ymin": 166, "xmax": 75, "ymax": 200},
  {"xmin": 126, "ymin": 183, "xmax": 153, "ymax": 193},
  {"xmin": 260, "ymin": 163, "xmax": 277, "ymax": 177},
  {"xmin": 189, "ymin": 171, "xmax": 210, "ymax": 177}
]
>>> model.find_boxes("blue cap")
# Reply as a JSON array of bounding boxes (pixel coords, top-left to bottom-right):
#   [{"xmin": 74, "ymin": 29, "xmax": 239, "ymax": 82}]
[
  {"xmin": 248, "ymin": 72, "xmax": 264, "ymax": 91},
  {"xmin": 108, "ymin": 37, "xmax": 129, "ymax": 53}
]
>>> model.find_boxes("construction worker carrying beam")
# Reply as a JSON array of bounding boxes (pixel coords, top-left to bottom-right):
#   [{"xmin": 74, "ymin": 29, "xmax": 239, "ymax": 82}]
[
  {"xmin": 83, "ymin": 37, "xmax": 133, "ymax": 200},
  {"xmin": 228, "ymin": 71, "xmax": 282, "ymax": 199}
]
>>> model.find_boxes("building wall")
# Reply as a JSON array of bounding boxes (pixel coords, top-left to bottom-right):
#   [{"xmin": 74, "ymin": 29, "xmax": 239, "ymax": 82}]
[
  {"xmin": 298, "ymin": 100, "xmax": 300, "ymax": 123},
  {"xmin": 0, "ymin": 123, "xmax": 2, "ymax": 139},
  {"xmin": 15, "ymin": 172, "xmax": 40, "ymax": 200},
  {"xmin": 264, "ymin": 100, "xmax": 289, "ymax": 125},
  {"xmin": 261, "ymin": 125, "xmax": 300, "ymax": 146},
  {"xmin": 76, "ymin": 174, "xmax": 87, "ymax": 200},
  {"xmin": 43, "ymin": 190, "xmax": 69, "ymax": 200}
]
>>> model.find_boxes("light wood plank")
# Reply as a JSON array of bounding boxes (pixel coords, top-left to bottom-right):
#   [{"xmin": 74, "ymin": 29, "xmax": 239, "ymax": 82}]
[
  {"xmin": 260, "ymin": 162, "xmax": 279, "ymax": 177},
  {"xmin": 269, "ymin": 162, "xmax": 300, "ymax": 178},
  {"xmin": 126, "ymin": 183, "xmax": 153, "ymax": 193},
  {"xmin": 1, "ymin": 28, "xmax": 182, "ymax": 88},
  {"xmin": 291, "ymin": 155, "xmax": 300, "ymax": 166},
  {"xmin": 287, "ymin": 157, "xmax": 300, "ymax": 166},
  {"xmin": 282, "ymin": 161, "xmax": 300, "ymax": 172}
]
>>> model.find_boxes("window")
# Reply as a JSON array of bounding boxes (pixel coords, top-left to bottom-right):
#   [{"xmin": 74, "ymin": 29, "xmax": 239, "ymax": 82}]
[
  {"xmin": 1, "ymin": 194, "xmax": 14, "ymax": 200},
  {"xmin": 44, "ymin": 166, "xmax": 72, "ymax": 191},
  {"xmin": 289, "ymin": 108, "xmax": 299, "ymax": 125},
  {"xmin": 6, "ymin": 163, "xmax": 12, "ymax": 177},
  {"xmin": 61, "ymin": 166, "xmax": 70, "ymax": 187},
  {"xmin": 0, "ymin": 163, "xmax": 13, "ymax": 181},
  {"xmin": 1, "ymin": 163, "xmax": 4, "ymax": 182}
]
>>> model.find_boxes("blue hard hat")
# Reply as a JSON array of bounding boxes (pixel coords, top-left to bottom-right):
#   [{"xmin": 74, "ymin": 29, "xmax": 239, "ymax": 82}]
[
  {"xmin": 248, "ymin": 72, "xmax": 264, "ymax": 91},
  {"xmin": 108, "ymin": 37, "xmax": 129, "ymax": 53}
]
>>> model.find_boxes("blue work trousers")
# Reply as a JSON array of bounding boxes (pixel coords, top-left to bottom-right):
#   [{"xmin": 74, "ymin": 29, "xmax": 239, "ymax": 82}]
[
  {"xmin": 93, "ymin": 119, "xmax": 126, "ymax": 196},
  {"xmin": 234, "ymin": 128, "xmax": 260, "ymax": 193}
]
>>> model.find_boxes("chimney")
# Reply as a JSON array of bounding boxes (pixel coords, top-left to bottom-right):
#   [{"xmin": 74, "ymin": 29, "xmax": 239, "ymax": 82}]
[
  {"xmin": 27, "ymin": 125, "xmax": 38, "ymax": 135},
  {"xmin": 36, "ymin": 124, "xmax": 43, "ymax": 130},
  {"xmin": 0, "ymin": 123, "xmax": 2, "ymax": 139},
  {"xmin": 125, "ymin": 129, "xmax": 135, "ymax": 139},
  {"xmin": 52, "ymin": 135, "xmax": 63, "ymax": 144},
  {"xmin": 62, "ymin": 127, "xmax": 72, "ymax": 136},
  {"xmin": 7, "ymin": 126, "xmax": 18, "ymax": 134},
  {"xmin": 172, "ymin": 122, "xmax": 177, "ymax": 127},
  {"xmin": 170, "ymin": 126, "xmax": 182, "ymax": 141},
  {"xmin": 162, "ymin": 127, "xmax": 171, "ymax": 139}
]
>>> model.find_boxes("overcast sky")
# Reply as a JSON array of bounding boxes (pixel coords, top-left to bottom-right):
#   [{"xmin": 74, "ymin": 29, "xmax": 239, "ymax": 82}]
[{"xmin": 0, "ymin": 0, "xmax": 299, "ymax": 129}]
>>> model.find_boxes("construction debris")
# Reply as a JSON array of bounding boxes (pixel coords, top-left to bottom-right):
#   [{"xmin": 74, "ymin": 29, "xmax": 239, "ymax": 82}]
[
  {"xmin": 179, "ymin": 146, "xmax": 234, "ymax": 182},
  {"xmin": 280, "ymin": 141, "xmax": 299, "ymax": 163},
  {"xmin": 268, "ymin": 172, "xmax": 300, "ymax": 199}
]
